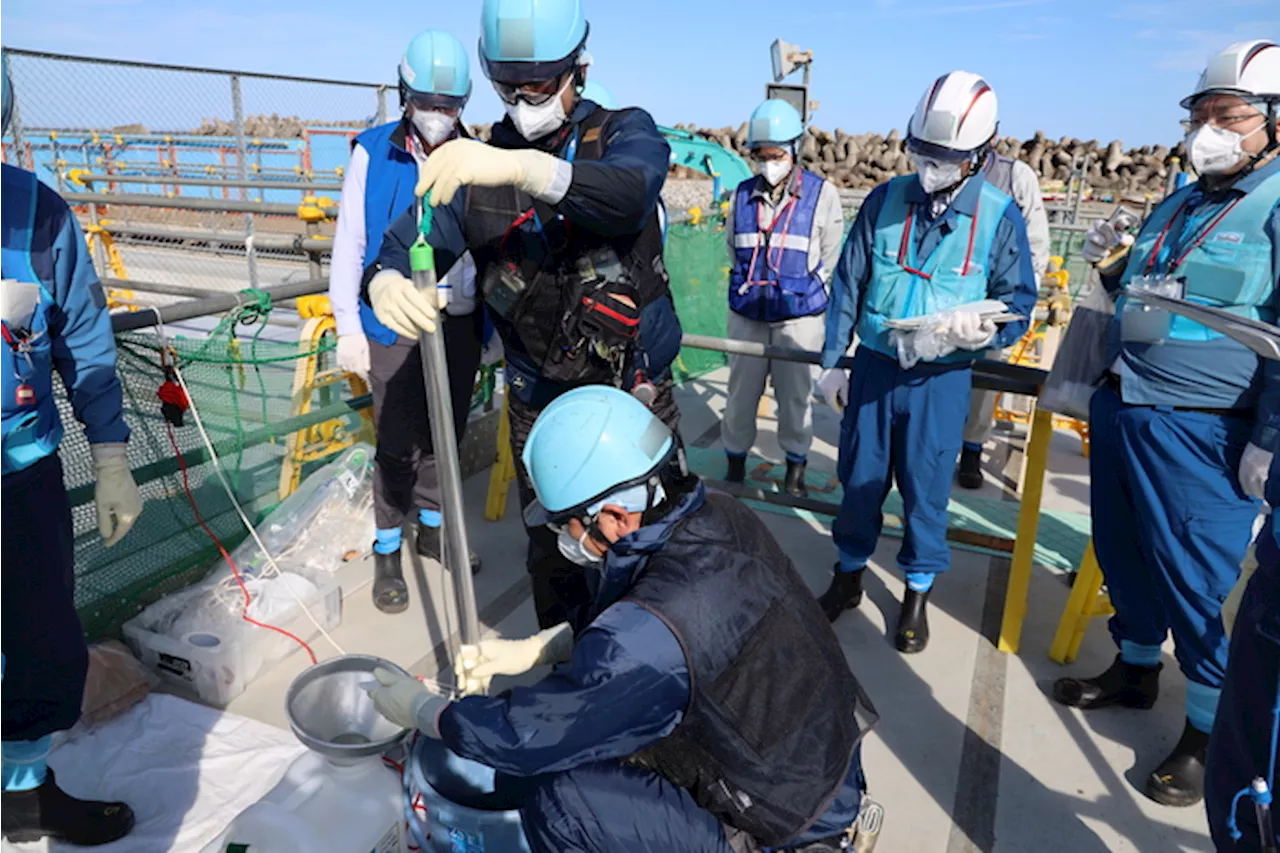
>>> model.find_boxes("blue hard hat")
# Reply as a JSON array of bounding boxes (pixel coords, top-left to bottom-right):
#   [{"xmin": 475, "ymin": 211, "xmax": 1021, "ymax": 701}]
[
  {"xmin": 521, "ymin": 385, "xmax": 675, "ymax": 526},
  {"xmin": 479, "ymin": 0, "xmax": 589, "ymax": 85},
  {"xmin": 399, "ymin": 30, "xmax": 472, "ymax": 108},
  {"xmin": 747, "ymin": 99, "xmax": 804, "ymax": 148},
  {"xmin": 579, "ymin": 80, "xmax": 616, "ymax": 110},
  {"xmin": 2, "ymin": 52, "xmax": 12, "ymax": 135}
]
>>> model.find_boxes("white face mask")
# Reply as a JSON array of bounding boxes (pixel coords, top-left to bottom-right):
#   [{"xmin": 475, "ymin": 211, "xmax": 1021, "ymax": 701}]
[
  {"xmin": 504, "ymin": 76, "xmax": 572, "ymax": 141},
  {"xmin": 1186, "ymin": 123, "xmax": 1262, "ymax": 175},
  {"xmin": 760, "ymin": 158, "xmax": 793, "ymax": 187},
  {"xmin": 410, "ymin": 110, "xmax": 456, "ymax": 148},
  {"xmin": 556, "ymin": 527, "xmax": 602, "ymax": 567},
  {"xmin": 912, "ymin": 154, "xmax": 966, "ymax": 194}
]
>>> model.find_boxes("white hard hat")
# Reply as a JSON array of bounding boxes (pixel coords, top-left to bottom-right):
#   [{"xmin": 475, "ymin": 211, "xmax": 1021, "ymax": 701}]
[
  {"xmin": 1181, "ymin": 40, "xmax": 1280, "ymax": 109},
  {"xmin": 906, "ymin": 71, "xmax": 998, "ymax": 160}
]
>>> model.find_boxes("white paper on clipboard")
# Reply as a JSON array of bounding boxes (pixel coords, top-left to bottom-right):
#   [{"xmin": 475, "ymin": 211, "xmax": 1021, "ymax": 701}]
[{"xmin": 1125, "ymin": 290, "xmax": 1280, "ymax": 361}]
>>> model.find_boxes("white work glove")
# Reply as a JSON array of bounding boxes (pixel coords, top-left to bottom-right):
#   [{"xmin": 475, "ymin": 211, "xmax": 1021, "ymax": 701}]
[
  {"xmin": 455, "ymin": 622, "xmax": 574, "ymax": 696},
  {"xmin": 335, "ymin": 334, "xmax": 370, "ymax": 380},
  {"xmin": 945, "ymin": 310, "xmax": 998, "ymax": 351},
  {"xmin": 1238, "ymin": 442, "xmax": 1273, "ymax": 501},
  {"xmin": 1223, "ymin": 545, "xmax": 1258, "ymax": 637},
  {"xmin": 1081, "ymin": 213, "xmax": 1137, "ymax": 265},
  {"xmin": 366, "ymin": 667, "xmax": 449, "ymax": 737},
  {"xmin": 415, "ymin": 139, "xmax": 559, "ymax": 206},
  {"xmin": 368, "ymin": 269, "xmax": 442, "ymax": 338},
  {"xmin": 90, "ymin": 443, "xmax": 142, "ymax": 547},
  {"xmin": 817, "ymin": 368, "xmax": 849, "ymax": 413}
]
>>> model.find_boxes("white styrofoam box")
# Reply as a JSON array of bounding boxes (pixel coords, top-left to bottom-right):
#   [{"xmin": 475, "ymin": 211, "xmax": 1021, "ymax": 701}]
[{"xmin": 123, "ymin": 574, "xmax": 342, "ymax": 707}]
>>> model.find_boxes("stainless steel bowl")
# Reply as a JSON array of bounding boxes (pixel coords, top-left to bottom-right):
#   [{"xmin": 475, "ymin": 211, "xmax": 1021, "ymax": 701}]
[{"xmin": 285, "ymin": 654, "xmax": 410, "ymax": 762}]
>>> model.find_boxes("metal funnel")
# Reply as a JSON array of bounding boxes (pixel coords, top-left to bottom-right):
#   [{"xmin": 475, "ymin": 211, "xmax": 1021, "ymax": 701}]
[{"xmin": 285, "ymin": 654, "xmax": 409, "ymax": 762}]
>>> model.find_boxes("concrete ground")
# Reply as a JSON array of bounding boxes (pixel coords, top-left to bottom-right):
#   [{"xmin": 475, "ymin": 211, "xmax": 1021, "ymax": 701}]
[{"xmin": 226, "ymin": 367, "xmax": 1213, "ymax": 853}]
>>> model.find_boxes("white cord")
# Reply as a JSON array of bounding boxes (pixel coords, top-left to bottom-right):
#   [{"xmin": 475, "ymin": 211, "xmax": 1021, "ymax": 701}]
[{"xmin": 150, "ymin": 307, "xmax": 347, "ymax": 658}]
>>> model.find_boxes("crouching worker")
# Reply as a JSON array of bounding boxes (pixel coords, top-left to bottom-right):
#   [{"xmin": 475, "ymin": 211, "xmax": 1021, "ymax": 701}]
[{"xmin": 367, "ymin": 385, "xmax": 878, "ymax": 853}]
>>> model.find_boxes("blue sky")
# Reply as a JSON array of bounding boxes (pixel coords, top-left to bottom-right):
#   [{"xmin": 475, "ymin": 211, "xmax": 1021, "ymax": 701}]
[{"xmin": 3, "ymin": 0, "xmax": 1278, "ymax": 145}]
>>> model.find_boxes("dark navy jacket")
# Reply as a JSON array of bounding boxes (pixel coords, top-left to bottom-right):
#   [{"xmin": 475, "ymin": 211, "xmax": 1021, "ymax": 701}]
[
  {"xmin": 373, "ymin": 101, "xmax": 681, "ymax": 388},
  {"xmin": 439, "ymin": 483, "xmax": 864, "ymax": 846},
  {"xmin": 821, "ymin": 173, "xmax": 1037, "ymax": 369}
]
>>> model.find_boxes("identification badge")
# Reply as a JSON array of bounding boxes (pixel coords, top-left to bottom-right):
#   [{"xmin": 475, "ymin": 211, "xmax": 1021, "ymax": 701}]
[
  {"xmin": 14, "ymin": 383, "xmax": 35, "ymax": 406},
  {"xmin": 1122, "ymin": 274, "xmax": 1184, "ymax": 344}
]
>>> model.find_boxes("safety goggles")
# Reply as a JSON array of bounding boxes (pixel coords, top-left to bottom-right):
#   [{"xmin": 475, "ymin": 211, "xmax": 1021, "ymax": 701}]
[
  {"xmin": 399, "ymin": 85, "xmax": 468, "ymax": 115},
  {"xmin": 904, "ymin": 134, "xmax": 973, "ymax": 164},
  {"xmin": 492, "ymin": 72, "xmax": 569, "ymax": 106},
  {"xmin": 1179, "ymin": 109, "xmax": 1264, "ymax": 133},
  {"xmin": 750, "ymin": 147, "xmax": 793, "ymax": 163}
]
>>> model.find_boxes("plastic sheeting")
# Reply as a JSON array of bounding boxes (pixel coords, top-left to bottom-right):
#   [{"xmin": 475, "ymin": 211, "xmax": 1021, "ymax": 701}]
[{"xmin": 3, "ymin": 694, "xmax": 304, "ymax": 853}]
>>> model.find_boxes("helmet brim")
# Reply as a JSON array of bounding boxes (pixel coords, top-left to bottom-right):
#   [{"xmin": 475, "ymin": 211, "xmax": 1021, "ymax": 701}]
[
  {"xmin": 905, "ymin": 134, "xmax": 977, "ymax": 163},
  {"xmin": 1180, "ymin": 88, "xmax": 1275, "ymax": 110}
]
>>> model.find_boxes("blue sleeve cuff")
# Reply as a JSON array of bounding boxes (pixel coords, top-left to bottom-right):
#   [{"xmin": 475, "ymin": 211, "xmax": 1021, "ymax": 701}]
[{"xmin": 1252, "ymin": 419, "xmax": 1280, "ymax": 454}]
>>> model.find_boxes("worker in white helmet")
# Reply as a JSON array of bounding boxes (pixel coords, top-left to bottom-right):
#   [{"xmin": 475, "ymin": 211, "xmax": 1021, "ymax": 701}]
[
  {"xmin": 1054, "ymin": 39, "xmax": 1280, "ymax": 811},
  {"xmin": 815, "ymin": 70, "xmax": 1037, "ymax": 654}
]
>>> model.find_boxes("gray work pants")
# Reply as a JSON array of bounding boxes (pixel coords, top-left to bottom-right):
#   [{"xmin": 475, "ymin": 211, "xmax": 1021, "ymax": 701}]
[
  {"xmin": 962, "ymin": 347, "xmax": 1009, "ymax": 448},
  {"xmin": 720, "ymin": 311, "xmax": 825, "ymax": 461}
]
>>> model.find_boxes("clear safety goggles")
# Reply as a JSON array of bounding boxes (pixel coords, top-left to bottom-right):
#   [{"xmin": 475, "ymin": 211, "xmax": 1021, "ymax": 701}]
[
  {"xmin": 492, "ymin": 72, "xmax": 570, "ymax": 106},
  {"xmin": 402, "ymin": 88, "xmax": 468, "ymax": 116},
  {"xmin": 904, "ymin": 134, "xmax": 973, "ymax": 164}
]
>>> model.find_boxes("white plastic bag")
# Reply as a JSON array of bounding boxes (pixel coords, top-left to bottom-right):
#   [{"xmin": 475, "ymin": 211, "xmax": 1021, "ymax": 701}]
[
  {"xmin": 890, "ymin": 313, "xmax": 957, "ymax": 369},
  {"xmin": 1039, "ymin": 285, "xmax": 1116, "ymax": 419}
]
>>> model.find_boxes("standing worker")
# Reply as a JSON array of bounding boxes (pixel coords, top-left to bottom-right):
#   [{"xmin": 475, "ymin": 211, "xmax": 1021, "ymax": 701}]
[
  {"xmin": 1053, "ymin": 40, "xmax": 1280, "ymax": 808},
  {"xmin": 368, "ymin": 0, "xmax": 683, "ymax": 629},
  {"xmin": 329, "ymin": 29, "xmax": 484, "ymax": 615},
  {"xmin": 721, "ymin": 99, "xmax": 844, "ymax": 498},
  {"xmin": 366, "ymin": 386, "xmax": 877, "ymax": 853},
  {"xmin": 815, "ymin": 70, "xmax": 1036, "ymax": 653},
  {"xmin": 1, "ymin": 53, "xmax": 140, "ymax": 845},
  {"xmin": 956, "ymin": 138, "xmax": 1051, "ymax": 489}
]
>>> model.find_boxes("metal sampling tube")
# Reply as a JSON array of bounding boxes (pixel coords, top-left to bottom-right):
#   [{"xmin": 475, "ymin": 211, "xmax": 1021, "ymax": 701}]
[{"xmin": 409, "ymin": 202, "xmax": 481, "ymax": 648}]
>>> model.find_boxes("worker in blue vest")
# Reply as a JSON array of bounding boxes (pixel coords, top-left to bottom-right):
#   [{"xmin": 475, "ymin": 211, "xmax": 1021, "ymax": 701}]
[
  {"xmin": 329, "ymin": 29, "xmax": 483, "ymax": 616},
  {"xmin": 815, "ymin": 71, "xmax": 1036, "ymax": 653},
  {"xmin": 367, "ymin": 386, "xmax": 876, "ymax": 853},
  {"xmin": 722, "ymin": 99, "xmax": 844, "ymax": 498},
  {"xmin": 1053, "ymin": 39, "xmax": 1280, "ymax": 809},
  {"xmin": 1, "ymin": 53, "xmax": 139, "ymax": 846},
  {"xmin": 367, "ymin": 0, "xmax": 683, "ymax": 630}
]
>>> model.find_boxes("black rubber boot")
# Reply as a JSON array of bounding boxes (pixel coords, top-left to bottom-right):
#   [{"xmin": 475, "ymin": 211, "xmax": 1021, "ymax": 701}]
[
  {"xmin": 784, "ymin": 460, "xmax": 809, "ymax": 498},
  {"xmin": 2, "ymin": 769, "xmax": 135, "ymax": 846},
  {"xmin": 372, "ymin": 547, "xmax": 409, "ymax": 614},
  {"xmin": 1051, "ymin": 654, "xmax": 1161, "ymax": 710},
  {"xmin": 1146, "ymin": 718, "xmax": 1209, "ymax": 807},
  {"xmin": 957, "ymin": 446, "xmax": 983, "ymax": 490},
  {"xmin": 416, "ymin": 521, "xmax": 482, "ymax": 574},
  {"xmin": 725, "ymin": 455, "xmax": 746, "ymax": 485},
  {"xmin": 895, "ymin": 588, "xmax": 931, "ymax": 653},
  {"xmin": 818, "ymin": 567, "xmax": 864, "ymax": 622}
]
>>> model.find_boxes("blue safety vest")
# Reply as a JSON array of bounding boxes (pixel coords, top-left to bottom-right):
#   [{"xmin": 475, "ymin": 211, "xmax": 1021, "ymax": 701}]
[
  {"xmin": 858, "ymin": 175, "xmax": 1011, "ymax": 361},
  {"xmin": 729, "ymin": 169, "xmax": 828, "ymax": 322},
  {"xmin": 1119, "ymin": 170, "xmax": 1280, "ymax": 342},
  {"xmin": 2, "ymin": 167, "xmax": 64, "ymax": 474},
  {"xmin": 354, "ymin": 121, "xmax": 420, "ymax": 346}
]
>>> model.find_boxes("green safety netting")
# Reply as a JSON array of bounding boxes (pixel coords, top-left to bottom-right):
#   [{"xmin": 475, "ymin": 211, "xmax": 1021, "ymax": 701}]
[{"xmin": 666, "ymin": 220, "xmax": 731, "ymax": 381}]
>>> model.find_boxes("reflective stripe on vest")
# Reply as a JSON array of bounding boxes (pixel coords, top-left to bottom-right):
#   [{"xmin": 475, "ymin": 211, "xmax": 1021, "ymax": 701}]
[
  {"xmin": 1, "ymin": 165, "xmax": 64, "ymax": 475},
  {"xmin": 1120, "ymin": 170, "xmax": 1279, "ymax": 342},
  {"xmin": 353, "ymin": 120, "xmax": 419, "ymax": 345},
  {"xmin": 729, "ymin": 169, "xmax": 828, "ymax": 322},
  {"xmin": 858, "ymin": 175, "xmax": 1011, "ymax": 361}
]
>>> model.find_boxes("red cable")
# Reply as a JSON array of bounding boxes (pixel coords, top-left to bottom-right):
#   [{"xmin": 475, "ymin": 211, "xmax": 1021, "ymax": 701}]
[{"xmin": 164, "ymin": 421, "xmax": 318, "ymax": 665}]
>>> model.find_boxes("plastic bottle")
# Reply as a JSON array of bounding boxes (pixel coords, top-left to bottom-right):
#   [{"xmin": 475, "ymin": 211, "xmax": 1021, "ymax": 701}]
[{"xmin": 200, "ymin": 750, "xmax": 402, "ymax": 853}]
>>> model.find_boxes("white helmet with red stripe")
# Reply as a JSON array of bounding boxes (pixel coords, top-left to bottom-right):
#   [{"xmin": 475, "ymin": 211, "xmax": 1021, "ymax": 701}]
[
  {"xmin": 906, "ymin": 71, "xmax": 998, "ymax": 160},
  {"xmin": 1180, "ymin": 40, "xmax": 1280, "ymax": 108}
]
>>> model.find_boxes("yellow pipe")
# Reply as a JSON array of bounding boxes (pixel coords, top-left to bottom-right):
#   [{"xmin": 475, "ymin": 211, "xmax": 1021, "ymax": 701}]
[
  {"xmin": 1049, "ymin": 541, "xmax": 1103, "ymax": 664},
  {"xmin": 485, "ymin": 394, "xmax": 516, "ymax": 522},
  {"xmin": 998, "ymin": 405, "xmax": 1055, "ymax": 654}
]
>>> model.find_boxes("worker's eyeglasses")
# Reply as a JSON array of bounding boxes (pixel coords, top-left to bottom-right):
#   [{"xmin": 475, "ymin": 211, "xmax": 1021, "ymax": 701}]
[
  {"xmin": 405, "ymin": 94, "xmax": 462, "ymax": 118},
  {"xmin": 751, "ymin": 150, "xmax": 790, "ymax": 163},
  {"xmin": 493, "ymin": 74, "xmax": 566, "ymax": 106},
  {"xmin": 1180, "ymin": 112, "xmax": 1261, "ymax": 132}
]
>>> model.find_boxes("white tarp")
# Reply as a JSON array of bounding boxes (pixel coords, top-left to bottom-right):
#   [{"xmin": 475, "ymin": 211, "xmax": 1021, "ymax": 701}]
[{"xmin": 3, "ymin": 694, "xmax": 304, "ymax": 853}]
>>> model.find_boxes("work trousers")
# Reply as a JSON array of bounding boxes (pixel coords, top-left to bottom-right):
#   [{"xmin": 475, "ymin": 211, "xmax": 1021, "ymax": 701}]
[
  {"xmin": 1089, "ymin": 383, "xmax": 1257, "ymax": 689},
  {"xmin": 508, "ymin": 379, "xmax": 680, "ymax": 629},
  {"xmin": 832, "ymin": 347, "xmax": 971, "ymax": 577},
  {"xmin": 1206, "ymin": 551, "xmax": 1280, "ymax": 853},
  {"xmin": 961, "ymin": 347, "xmax": 1008, "ymax": 448},
  {"xmin": 368, "ymin": 312, "xmax": 483, "ymax": 531},
  {"xmin": 2, "ymin": 454, "xmax": 88, "ymax": 742},
  {"xmin": 721, "ymin": 311, "xmax": 824, "ymax": 462}
]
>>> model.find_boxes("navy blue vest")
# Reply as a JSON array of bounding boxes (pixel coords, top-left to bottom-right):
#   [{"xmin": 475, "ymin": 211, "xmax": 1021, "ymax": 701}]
[
  {"xmin": 729, "ymin": 169, "xmax": 829, "ymax": 322},
  {"xmin": 625, "ymin": 492, "xmax": 875, "ymax": 847},
  {"xmin": 353, "ymin": 120, "xmax": 419, "ymax": 345}
]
